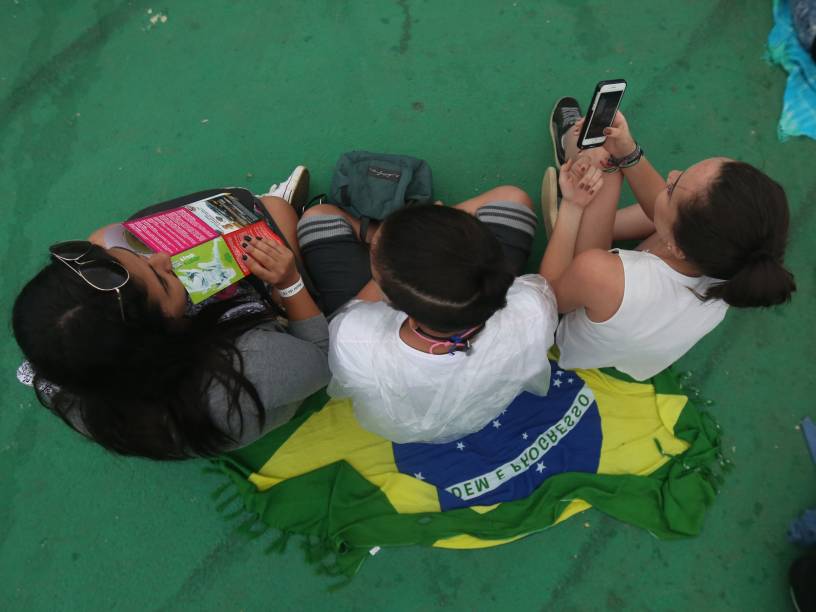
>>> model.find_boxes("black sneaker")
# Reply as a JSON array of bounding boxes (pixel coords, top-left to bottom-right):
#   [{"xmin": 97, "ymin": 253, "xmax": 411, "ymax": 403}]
[
  {"xmin": 791, "ymin": 554, "xmax": 816, "ymax": 612},
  {"xmin": 550, "ymin": 97, "xmax": 582, "ymax": 166}
]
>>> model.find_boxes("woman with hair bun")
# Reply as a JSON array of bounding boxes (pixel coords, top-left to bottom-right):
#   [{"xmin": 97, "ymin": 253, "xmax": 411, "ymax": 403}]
[
  {"xmin": 308, "ymin": 179, "xmax": 598, "ymax": 444},
  {"xmin": 541, "ymin": 98, "xmax": 796, "ymax": 381}
]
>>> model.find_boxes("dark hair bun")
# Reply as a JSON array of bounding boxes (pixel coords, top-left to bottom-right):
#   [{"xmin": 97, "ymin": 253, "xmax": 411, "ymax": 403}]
[
  {"xmin": 714, "ymin": 253, "xmax": 796, "ymax": 307},
  {"xmin": 673, "ymin": 161, "xmax": 796, "ymax": 308}
]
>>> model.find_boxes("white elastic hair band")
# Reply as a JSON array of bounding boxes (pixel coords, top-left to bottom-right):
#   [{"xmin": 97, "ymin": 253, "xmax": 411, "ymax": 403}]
[{"xmin": 277, "ymin": 277, "xmax": 305, "ymax": 299}]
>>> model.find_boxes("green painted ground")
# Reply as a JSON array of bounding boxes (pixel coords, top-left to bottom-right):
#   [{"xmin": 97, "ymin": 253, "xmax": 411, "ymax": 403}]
[{"xmin": 2, "ymin": 1, "xmax": 814, "ymax": 610}]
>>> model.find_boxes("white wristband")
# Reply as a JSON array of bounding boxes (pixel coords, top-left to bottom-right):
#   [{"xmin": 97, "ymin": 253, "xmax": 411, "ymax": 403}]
[{"xmin": 277, "ymin": 277, "xmax": 305, "ymax": 299}]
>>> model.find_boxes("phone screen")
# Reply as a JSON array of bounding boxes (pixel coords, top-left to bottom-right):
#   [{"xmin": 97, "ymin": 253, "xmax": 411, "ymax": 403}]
[{"xmin": 585, "ymin": 90, "xmax": 624, "ymax": 139}]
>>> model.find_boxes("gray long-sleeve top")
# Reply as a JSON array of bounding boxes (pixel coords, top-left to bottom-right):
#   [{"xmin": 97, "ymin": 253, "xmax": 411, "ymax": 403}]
[{"xmin": 207, "ymin": 314, "xmax": 331, "ymax": 449}]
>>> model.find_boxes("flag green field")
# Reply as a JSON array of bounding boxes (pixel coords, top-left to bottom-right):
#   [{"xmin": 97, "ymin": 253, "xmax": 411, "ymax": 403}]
[{"xmin": 214, "ymin": 365, "xmax": 723, "ymax": 578}]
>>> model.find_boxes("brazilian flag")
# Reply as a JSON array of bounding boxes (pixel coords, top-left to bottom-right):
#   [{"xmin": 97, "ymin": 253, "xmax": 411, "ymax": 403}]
[{"xmin": 215, "ymin": 362, "xmax": 723, "ymax": 577}]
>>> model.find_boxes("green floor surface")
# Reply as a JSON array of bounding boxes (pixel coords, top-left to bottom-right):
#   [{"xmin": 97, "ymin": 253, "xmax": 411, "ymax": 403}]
[{"xmin": 2, "ymin": 1, "xmax": 814, "ymax": 610}]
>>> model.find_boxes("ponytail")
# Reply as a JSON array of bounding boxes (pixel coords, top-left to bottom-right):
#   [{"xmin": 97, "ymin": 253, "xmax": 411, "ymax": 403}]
[
  {"xmin": 374, "ymin": 205, "xmax": 514, "ymax": 331},
  {"xmin": 706, "ymin": 253, "xmax": 796, "ymax": 307},
  {"xmin": 674, "ymin": 161, "xmax": 796, "ymax": 308}
]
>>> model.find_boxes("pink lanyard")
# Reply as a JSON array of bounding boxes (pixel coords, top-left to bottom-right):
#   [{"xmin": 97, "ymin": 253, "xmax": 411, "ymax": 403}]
[{"xmin": 411, "ymin": 324, "xmax": 483, "ymax": 355}]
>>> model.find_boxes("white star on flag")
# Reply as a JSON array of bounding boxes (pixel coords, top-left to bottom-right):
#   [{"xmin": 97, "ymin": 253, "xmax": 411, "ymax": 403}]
[
  {"xmin": 492, "ymin": 419, "xmax": 501, "ymax": 429},
  {"xmin": 522, "ymin": 432, "xmax": 528, "ymax": 440},
  {"xmin": 536, "ymin": 462, "xmax": 546, "ymax": 473},
  {"xmin": 568, "ymin": 378, "xmax": 574, "ymax": 384},
  {"xmin": 414, "ymin": 472, "xmax": 425, "ymax": 481},
  {"xmin": 456, "ymin": 442, "xmax": 465, "ymax": 451},
  {"xmin": 553, "ymin": 379, "xmax": 562, "ymax": 387},
  {"xmin": 556, "ymin": 370, "xmax": 564, "ymax": 377},
  {"xmin": 501, "ymin": 409, "xmax": 508, "ymax": 415}
]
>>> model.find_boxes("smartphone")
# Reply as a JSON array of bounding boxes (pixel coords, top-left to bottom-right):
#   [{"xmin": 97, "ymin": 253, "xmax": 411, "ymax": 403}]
[{"xmin": 577, "ymin": 79, "xmax": 627, "ymax": 149}]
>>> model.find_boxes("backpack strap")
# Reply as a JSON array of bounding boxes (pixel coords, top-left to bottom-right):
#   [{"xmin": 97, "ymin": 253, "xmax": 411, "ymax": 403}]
[{"xmin": 359, "ymin": 217, "xmax": 371, "ymax": 245}]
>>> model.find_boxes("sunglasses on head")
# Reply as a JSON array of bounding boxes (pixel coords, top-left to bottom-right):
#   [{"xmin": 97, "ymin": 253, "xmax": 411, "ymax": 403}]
[{"xmin": 49, "ymin": 241, "xmax": 130, "ymax": 322}]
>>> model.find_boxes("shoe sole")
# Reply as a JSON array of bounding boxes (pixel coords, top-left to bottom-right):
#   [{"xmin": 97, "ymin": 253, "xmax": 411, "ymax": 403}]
[
  {"xmin": 549, "ymin": 98, "xmax": 566, "ymax": 168},
  {"xmin": 540, "ymin": 166, "xmax": 558, "ymax": 239},
  {"xmin": 285, "ymin": 166, "xmax": 310, "ymax": 214}
]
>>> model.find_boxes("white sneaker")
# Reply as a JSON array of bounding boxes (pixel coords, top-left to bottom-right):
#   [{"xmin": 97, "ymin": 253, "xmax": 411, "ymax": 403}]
[{"xmin": 261, "ymin": 165, "xmax": 310, "ymax": 210}]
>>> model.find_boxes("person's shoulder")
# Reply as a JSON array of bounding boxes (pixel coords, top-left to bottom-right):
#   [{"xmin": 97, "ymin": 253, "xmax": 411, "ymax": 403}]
[
  {"xmin": 232, "ymin": 319, "xmax": 293, "ymax": 351},
  {"xmin": 329, "ymin": 300, "xmax": 398, "ymax": 340},
  {"xmin": 573, "ymin": 249, "xmax": 624, "ymax": 281},
  {"xmin": 560, "ymin": 249, "xmax": 623, "ymax": 298},
  {"xmin": 565, "ymin": 249, "xmax": 625, "ymax": 320},
  {"xmin": 506, "ymin": 274, "xmax": 557, "ymax": 312},
  {"xmin": 511, "ymin": 274, "xmax": 556, "ymax": 296}
]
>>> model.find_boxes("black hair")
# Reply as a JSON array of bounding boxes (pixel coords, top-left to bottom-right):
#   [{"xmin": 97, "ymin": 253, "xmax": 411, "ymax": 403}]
[
  {"xmin": 12, "ymin": 245, "xmax": 273, "ymax": 460},
  {"xmin": 373, "ymin": 205, "xmax": 514, "ymax": 331},
  {"xmin": 673, "ymin": 160, "xmax": 796, "ymax": 308}
]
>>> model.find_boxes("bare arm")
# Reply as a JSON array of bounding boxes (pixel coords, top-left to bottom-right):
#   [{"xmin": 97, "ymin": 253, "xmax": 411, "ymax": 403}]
[
  {"xmin": 539, "ymin": 158, "xmax": 604, "ymax": 283},
  {"xmin": 538, "ymin": 200, "xmax": 584, "ymax": 282},
  {"xmin": 574, "ymin": 111, "xmax": 665, "ymax": 222},
  {"xmin": 618, "ymin": 156, "xmax": 665, "ymax": 222},
  {"xmin": 550, "ymin": 249, "xmax": 624, "ymax": 320},
  {"xmin": 603, "ymin": 111, "xmax": 665, "ymax": 221},
  {"xmin": 245, "ymin": 238, "xmax": 322, "ymax": 322}
]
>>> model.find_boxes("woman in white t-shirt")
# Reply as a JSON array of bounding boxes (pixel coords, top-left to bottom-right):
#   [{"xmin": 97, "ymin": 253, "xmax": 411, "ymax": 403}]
[
  {"xmin": 322, "ymin": 180, "xmax": 596, "ymax": 444},
  {"xmin": 538, "ymin": 98, "xmax": 796, "ymax": 381}
]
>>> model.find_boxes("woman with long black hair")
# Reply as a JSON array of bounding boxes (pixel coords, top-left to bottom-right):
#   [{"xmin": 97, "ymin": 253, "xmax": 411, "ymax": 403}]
[{"xmin": 13, "ymin": 182, "xmax": 330, "ymax": 460}]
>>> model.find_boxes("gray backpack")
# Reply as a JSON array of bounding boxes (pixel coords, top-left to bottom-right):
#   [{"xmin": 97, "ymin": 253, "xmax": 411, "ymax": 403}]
[{"xmin": 329, "ymin": 151, "xmax": 434, "ymax": 240}]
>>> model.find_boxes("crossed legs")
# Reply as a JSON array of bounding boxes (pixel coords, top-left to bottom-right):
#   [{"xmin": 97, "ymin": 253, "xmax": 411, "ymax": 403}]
[
  {"xmin": 558, "ymin": 125, "xmax": 663, "ymax": 249},
  {"xmin": 561, "ymin": 129, "xmax": 624, "ymax": 254},
  {"xmin": 296, "ymin": 186, "xmax": 537, "ymax": 314}
]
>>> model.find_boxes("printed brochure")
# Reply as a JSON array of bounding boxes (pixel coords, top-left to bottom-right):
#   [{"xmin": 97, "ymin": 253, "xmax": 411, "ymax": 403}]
[{"xmin": 121, "ymin": 193, "xmax": 282, "ymax": 303}]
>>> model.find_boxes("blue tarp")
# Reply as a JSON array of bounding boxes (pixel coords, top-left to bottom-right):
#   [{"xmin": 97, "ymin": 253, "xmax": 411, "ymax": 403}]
[{"xmin": 767, "ymin": 0, "xmax": 816, "ymax": 141}]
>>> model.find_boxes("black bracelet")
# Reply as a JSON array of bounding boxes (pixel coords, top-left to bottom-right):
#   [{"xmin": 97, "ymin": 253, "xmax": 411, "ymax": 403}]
[
  {"xmin": 608, "ymin": 143, "xmax": 637, "ymax": 165},
  {"xmin": 619, "ymin": 144, "xmax": 644, "ymax": 168},
  {"xmin": 609, "ymin": 142, "xmax": 644, "ymax": 169}
]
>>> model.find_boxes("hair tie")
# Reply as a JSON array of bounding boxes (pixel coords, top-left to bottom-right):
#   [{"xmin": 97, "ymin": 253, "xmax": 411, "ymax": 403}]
[{"xmin": 747, "ymin": 250, "xmax": 774, "ymax": 266}]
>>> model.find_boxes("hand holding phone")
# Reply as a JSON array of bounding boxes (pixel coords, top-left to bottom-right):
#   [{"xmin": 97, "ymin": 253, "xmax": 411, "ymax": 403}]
[
  {"xmin": 577, "ymin": 79, "xmax": 627, "ymax": 150},
  {"xmin": 598, "ymin": 110, "xmax": 636, "ymax": 159}
]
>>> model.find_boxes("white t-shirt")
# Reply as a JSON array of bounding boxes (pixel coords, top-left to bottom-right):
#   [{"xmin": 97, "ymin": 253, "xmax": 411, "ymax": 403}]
[
  {"xmin": 328, "ymin": 275, "xmax": 558, "ymax": 444},
  {"xmin": 556, "ymin": 249, "xmax": 728, "ymax": 381}
]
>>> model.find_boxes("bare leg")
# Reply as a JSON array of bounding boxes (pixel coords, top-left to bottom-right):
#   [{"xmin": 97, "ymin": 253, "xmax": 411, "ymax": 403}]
[
  {"xmin": 453, "ymin": 185, "xmax": 533, "ymax": 215},
  {"xmin": 299, "ymin": 204, "xmax": 381, "ymax": 301},
  {"xmin": 300, "ymin": 203, "xmax": 381, "ymax": 243},
  {"xmin": 302, "ymin": 187, "xmax": 532, "ymax": 236},
  {"xmin": 562, "ymin": 128, "xmax": 623, "ymax": 253},
  {"xmin": 613, "ymin": 204, "xmax": 656, "ymax": 241},
  {"xmin": 259, "ymin": 196, "xmax": 304, "ymax": 261}
]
